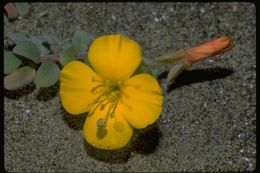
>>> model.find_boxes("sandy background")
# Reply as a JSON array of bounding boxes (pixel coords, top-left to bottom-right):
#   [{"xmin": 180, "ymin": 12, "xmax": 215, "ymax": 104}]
[{"xmin": 4, "ymin": 2, "xmax": 256, "ymax": 172}]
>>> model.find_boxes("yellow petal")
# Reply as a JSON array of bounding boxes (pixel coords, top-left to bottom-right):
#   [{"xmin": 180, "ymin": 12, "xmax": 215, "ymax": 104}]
[
  {"xmin": 60, "ymin": 61, "xmax": 103, "ymax": 115},
  {"xmin": 88, "ymin": 34, "xmax": 142, "ymax": 82},
  {"xmin": 83, "ymin": 102, "xmax": 133, "ymax": 150},
  {"xmin": 119, "ymin": 73, "xmax": 163, "ymax": 129}
]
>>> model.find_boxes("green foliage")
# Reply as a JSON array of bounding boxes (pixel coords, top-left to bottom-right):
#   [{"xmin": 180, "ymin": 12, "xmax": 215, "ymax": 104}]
[
  {"xmin": 4, "ymin": 30, "xmax": 92, "ymax": 91},
  {"xmin": 13, "ymin": 40, "xmax": 41, "ymax": 63},
  {"xmin": 59, "ymin": 46, "xmax": 79, "ymax": 66},
  {"xmin": 29, "ymin": 35, "xmax": 50, "ymax": 55},
  {"xmin": 34, "ymin": 60, "xmax": 60, "ymax": 87},
  {"xmin": 42, "ymin": 34, "xmax": 61, "ymax": 46},
  {"xmin": 4, "ymin": 66, "xmax": 36, "ymax": 90},
  {"xmin": 62, "ymin": 42, "xmax": 72, "ymax": 51},
  {"xmin": 42, "ymin": 34, "xmax": 63, "ymax": 52},
  {"xmin": 4, "ymin": 51, "xmax": 22, "ymax": 74},
  {"xmin": 9, "ymin": 32, "xmax": 29, "ymax": 44},
  {"xmin": 72, "ymin": 31, "xmax": 91, "ymax": 52},
  {"xmin": 133, "ymin": 61, "xmax": 152, "ymax": 76}
]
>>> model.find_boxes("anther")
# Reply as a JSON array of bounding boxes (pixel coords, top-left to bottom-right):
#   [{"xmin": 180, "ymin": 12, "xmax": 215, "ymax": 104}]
[
  {"xmin": 100, "ymin": 104, "xmax": 106, "ymax": 110},
  {"xmin": 88, "ymin": 98, "xmax": 108, "ymax": 116},
  {"xmin": 92, "ymin": 77, "xmax": 104, "ymax": 83},
  {"xmin": 91, "ymin": 84, "xmax": 105, "ymax": 93},
  {"xmin": 109, "ymin": 101, "xmax": 119, "ymax": 117},
  {"xmin": 110, "ymin": 112, "xmax": 115, "ymax": 118}
]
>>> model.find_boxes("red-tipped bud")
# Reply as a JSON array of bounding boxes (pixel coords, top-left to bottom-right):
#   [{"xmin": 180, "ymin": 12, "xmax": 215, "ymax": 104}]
[{"xmin": 185, "ymin": 36, "xmax": 234, "ymax": 64}]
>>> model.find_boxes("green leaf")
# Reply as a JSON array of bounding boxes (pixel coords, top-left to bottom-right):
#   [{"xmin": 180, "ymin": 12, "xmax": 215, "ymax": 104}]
[
  {"xmin": 15, "ymin": 3, "xmax": 29, "ymax": 16},
  {"xmin": 133, "ymin": 64, "xmax": 145, "ymax": 75},
  {"xmin": 41, "ymin": 34, "xmax": 63, "ymax": 53},
  {"xmin": 29, "ymin": 36, "xmax": 50, "ymax": 55},
  {"xmin": 34, "ymin": 60, "xmax": 60, "ymax": 87},
  {"xmin": 72, "ymin": 31, "xmax": 91, "ymax": 52},
  {"xmin": 4, "ymin": 66, "xmax": 36, "ymax": 90},
  {"xmin": 62, "ymin": 42, "xmax": 71, "ymax": 51},
  {"xmin": 59, "ymin": 46, "xmax": 79, "ymax": 66},
  {"xmin": 132, "ymin": 61, "xmax": 152, "ymax": 76},
  {"xmin": 13, "ymin": 41, "xmax": 41, "ymax": 63},
  {"xmin": 8, "ymin": 32, "xmax": 29, "ymax": 44},
  {"xmin": 42, "ymin": 34, "xmax": 62, "ymax": 47},
  {"xmin": 4, "ymin": 51, "xmax": 22, "ymax": 74}
]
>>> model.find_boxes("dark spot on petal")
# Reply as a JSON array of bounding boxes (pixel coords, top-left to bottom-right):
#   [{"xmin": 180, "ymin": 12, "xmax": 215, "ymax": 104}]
[
  {"xmin": 97, "ymin": 127, "xmax": 107, "ymax": 139},
  {"xmin": 113, "ymin": 121, "xmax": 124, "ymax": 132}
]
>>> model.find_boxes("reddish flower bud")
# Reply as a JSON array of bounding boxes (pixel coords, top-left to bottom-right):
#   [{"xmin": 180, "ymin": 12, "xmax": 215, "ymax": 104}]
[{"xmin": 185, "ymin": 36, "xmax": 234, "ymax": 64}]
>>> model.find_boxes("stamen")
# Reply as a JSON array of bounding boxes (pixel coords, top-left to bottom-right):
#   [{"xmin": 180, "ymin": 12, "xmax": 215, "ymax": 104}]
[
  {"xmin": 93, "ymin": 92, "xmax": 107, "ymax": 103},
  {"xmin": 91, "ymin": 84, "xmax": 105, "ymax": 93},
  {"xmin": 95, "ymin": 98, "xmax": 120, "ymax": 128},
  {"xmin": 99, "ymin": 99, "xmax": 111, "ymax": 111},
  {"xmin": 92, "ymin": 77, "xmax": 104, "ymax": 84},
  {"xmin": 90, "ymin": 81, "xmax": 124, "ymax": 128},
  {"xmin": 110, "ymin": 100, "xmax": 119, "ymax": 118},
  {"xmin": 95, "ymin": 103, "xmax": 113, "ymax": 128},
  {"xmin": 105, "ymin": 104, "xmax": 113, "ymax": 122},
  {"xmin": 88, "ymin": 98, "xmax": 108, "ymax": 116}
]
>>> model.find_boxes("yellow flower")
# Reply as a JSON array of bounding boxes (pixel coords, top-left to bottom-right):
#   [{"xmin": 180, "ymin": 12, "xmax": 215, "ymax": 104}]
[{"xmin": 60, "ymin": 34, "xmax": 163, "ymax": 150}]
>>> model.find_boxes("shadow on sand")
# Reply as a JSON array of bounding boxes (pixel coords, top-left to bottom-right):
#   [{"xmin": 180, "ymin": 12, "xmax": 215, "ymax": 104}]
[{"xmin": 157, "ymin": 67, "xmax": 233, "ymax": 92}]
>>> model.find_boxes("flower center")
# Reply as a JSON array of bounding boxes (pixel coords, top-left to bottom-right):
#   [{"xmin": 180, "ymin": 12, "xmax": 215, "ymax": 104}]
[
  {"xmin": 90, "ymin": 78, "xmax": 123, "ymax": 128},
  {"xmin": 109, "ymin": 83, "xmax": 121, "ymax": 93}
]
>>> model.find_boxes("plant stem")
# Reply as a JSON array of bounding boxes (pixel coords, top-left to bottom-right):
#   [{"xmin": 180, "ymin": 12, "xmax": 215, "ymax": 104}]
[{"xmin": 40, "ymin": 54, "xmax": 59, "ymax": 62}]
